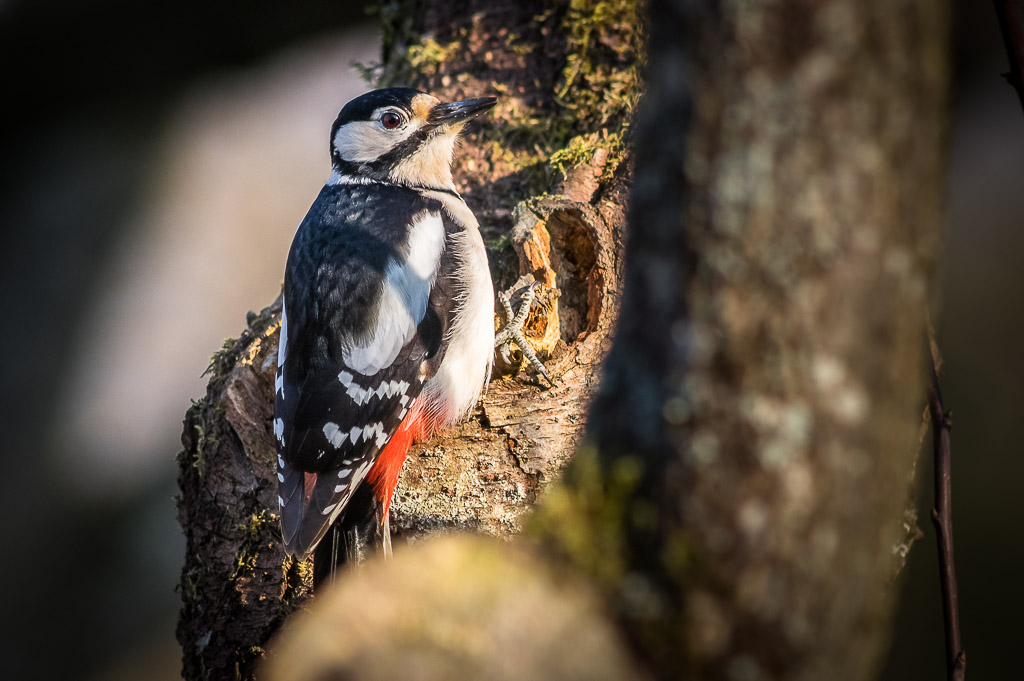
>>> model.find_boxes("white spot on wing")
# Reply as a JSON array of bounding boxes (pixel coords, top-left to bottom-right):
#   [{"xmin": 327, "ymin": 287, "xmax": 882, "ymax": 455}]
[
  {"xmin": 275, "ymin": 303, "xmax": 288, "ymax": 399},
  {"xmin": 339, "ymin": 373, "xmax": 408, "ymax": 407},
  {"xmin": 323, "ymin": 422, "xmax": 348, "ymax": 449},
  {"xmin": 362, "ymin": 423, "xmax": 377, "ymax": 442},
  {"xmin": 325, "ymin": 458, "xmax": 377, "ymax": 525},
  {"xmin": 277, "ymin": 303, "xmax": 288, "ymax": 369},
  {"xmin": 273, "ymin": 418, "xmax": 286, "ymax": 446},
  {"xmin": 346, "ymin": 381, "xmax": 368, "ymax": 405}
]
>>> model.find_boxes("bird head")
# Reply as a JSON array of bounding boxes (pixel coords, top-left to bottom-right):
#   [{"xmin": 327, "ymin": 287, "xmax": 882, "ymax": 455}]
[{"xmin": 329, "ymin": 88, "xmax": 497, "ymax": 192}]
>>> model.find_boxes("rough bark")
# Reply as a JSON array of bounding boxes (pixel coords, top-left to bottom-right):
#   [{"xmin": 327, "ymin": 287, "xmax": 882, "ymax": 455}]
[
  {"xmin": 176, "ymin": 2, "xmax": 640, "ymax": 679},
  {"xmin": 262, "ymin": 1, "xmax": 949, "ymax": 681}
]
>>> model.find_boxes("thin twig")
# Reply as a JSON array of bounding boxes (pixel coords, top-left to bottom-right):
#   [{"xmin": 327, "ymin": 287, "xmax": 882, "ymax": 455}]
[
  {"xmin": 993, "ymin": 0, "xmax": 1024, "ymax": 114},
  {"xmin": 928, "ymin": 346, "xmax": 966, "ymax": 681}
]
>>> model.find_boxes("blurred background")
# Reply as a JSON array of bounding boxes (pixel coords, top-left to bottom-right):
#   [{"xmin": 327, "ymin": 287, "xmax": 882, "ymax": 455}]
[{"xmin": 0, "ymin": 1, "xmax": 1019, "ymax": 679}]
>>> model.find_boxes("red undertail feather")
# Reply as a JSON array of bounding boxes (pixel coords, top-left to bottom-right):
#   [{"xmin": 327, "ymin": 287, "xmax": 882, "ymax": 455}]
[
  {"xmin": 303, "ymin": 472, "xmax": 317, "ymax": 504},
  {"xmin": 367, "ymin": 410, "xmax": 423, "ymax": 516}
]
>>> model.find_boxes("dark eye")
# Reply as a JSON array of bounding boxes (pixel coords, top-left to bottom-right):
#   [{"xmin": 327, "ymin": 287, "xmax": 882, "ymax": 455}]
[{"xmin": 381, "ymin": 111, "xmax": 403, "ymax": 129}]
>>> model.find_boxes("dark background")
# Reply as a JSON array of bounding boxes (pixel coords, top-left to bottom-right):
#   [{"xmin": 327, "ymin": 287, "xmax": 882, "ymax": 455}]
[{"xmin": 0, "ymin": 2, "xmax": 1019, "ymax": 679}]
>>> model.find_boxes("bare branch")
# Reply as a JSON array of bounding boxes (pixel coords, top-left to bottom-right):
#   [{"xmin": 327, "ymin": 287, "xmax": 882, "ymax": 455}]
[{"xmin": 928, "ymin": 344, "xmax": 967, "ymax": 681}]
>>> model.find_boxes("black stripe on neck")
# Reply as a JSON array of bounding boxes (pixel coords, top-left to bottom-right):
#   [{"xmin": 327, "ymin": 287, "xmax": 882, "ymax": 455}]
[
  {"xmin": 413, "ymin": 184, "xmax": 461, "ymax": 199},
  {"xmin": 330, "ymin": 171, "xmax": 461, "ymax": 200}
]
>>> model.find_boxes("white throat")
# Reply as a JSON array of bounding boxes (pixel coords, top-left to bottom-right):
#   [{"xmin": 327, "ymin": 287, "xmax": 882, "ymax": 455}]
[{"xmin": 387, "ymin": 132, "xmax": 458, "ymax": 192}]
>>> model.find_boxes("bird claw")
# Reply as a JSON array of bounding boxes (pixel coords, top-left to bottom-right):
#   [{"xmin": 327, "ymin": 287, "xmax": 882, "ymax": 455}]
[
  {"xmin": 498, "ymin": 342, "xmax": 514, "ymax": 366},
  {"xmin": 495, "ymin": 282, "xmax": 555, "ymax": 387}
]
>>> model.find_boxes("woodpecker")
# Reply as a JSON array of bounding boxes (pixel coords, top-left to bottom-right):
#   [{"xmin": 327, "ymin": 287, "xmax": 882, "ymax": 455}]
[{"xmin": 273, "ymin": 88, "xmax": 499, "ymax": 584}]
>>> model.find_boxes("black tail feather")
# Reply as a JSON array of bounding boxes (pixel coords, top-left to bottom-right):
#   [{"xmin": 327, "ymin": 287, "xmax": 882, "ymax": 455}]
[{"xmin": 312, "ymin": 483, "xmax": 392, "ymax": 589}]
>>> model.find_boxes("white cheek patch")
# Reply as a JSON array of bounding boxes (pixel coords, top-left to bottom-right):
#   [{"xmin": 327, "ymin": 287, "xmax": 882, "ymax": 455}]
[
  {"xmin": 343, "ymin": 211, "xmax": 446, "ymax": 375},
  {"xmin": 333, "ymin": 118, "xmax": 422, "ymax": 163}
]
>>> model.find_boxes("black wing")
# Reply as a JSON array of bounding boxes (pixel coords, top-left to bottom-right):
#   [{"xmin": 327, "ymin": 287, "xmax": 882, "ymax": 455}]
[{"xmin": 273, "ymin": 184, "xmax": 450, "ymax": 558}]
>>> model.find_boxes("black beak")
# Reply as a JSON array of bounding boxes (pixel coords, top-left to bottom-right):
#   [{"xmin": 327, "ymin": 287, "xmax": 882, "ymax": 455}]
[{"xmin": 429, "ymin": 97, "xmax": 497, "ymax": 126}]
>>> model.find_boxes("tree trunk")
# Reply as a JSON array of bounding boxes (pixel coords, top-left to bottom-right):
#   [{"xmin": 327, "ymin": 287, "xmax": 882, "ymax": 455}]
[
  {"xmin": 175, "ymin": 2, "xmax": 641, "ymax": 679},
  {"xmin": 560, "ymin": 0, "xmax": 949, "ymax": 679}
]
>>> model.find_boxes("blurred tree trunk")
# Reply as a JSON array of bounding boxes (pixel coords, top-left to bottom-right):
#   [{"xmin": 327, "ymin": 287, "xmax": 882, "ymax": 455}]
[
  {"xmin": 176, "ymin": 1, "xmax": 639, "ymax": 679},
  {"xmin": 562, "ymin": 0, "xmax": 949, "ymax": 679}
]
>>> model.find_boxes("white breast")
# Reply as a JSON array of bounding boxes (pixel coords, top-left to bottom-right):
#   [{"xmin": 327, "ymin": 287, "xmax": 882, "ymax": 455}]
[{"xmin": 419, "ymin": 190, "xmax": 495, "ymax": 429}]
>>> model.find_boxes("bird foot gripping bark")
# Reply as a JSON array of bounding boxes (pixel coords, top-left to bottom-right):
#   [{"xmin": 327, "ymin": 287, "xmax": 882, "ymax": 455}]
[{"xmin": 495, "ymin": 281, "xmax": 556, "ymax": 387}]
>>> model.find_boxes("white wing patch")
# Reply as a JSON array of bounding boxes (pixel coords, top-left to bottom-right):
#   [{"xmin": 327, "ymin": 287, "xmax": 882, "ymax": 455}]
[{"xmin": 343, "ymin": 211, "xmax": 445, "ymax": 375}]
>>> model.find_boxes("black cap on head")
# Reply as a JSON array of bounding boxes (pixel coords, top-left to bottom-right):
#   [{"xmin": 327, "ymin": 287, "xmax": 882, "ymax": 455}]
[{"xmin": 333, "ymin": 88, "xmax": 425, "ymax": 128}]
